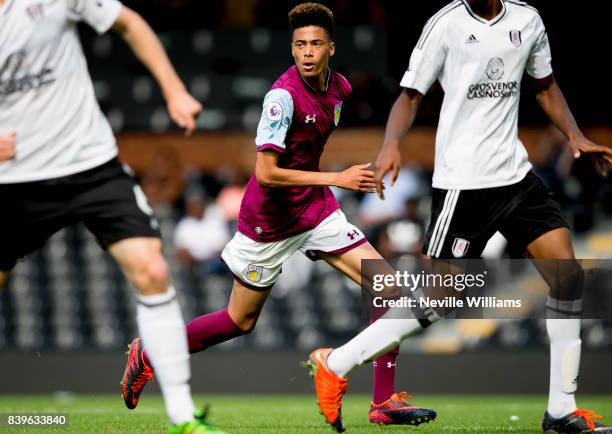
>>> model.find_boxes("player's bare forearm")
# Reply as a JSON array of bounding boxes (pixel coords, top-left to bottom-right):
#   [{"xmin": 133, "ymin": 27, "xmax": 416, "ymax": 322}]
[
  {"xmin": 112, "ymin": 7, "xmax": 184, "ymax": 98},
  {"xmin": 381, "ymin": 88, "xmax": 422, "ymax": 150},
  {"xmin": 374, "ymin": 88, "xmax": 422, "ymax": 198},
  {"xmin": 531, "ymin": 75, "xmax": 581, "ymax": 141},
  {"xmin": 256, "ymin": 151, "xmax": 375, "ymax": 192},
  {"xmin": 258, "ymin": 166, "xmax": 337, "ymax": 188},
  {"xmin": 532, "ymin": 74, "xmax": 612, "ymax": 171},
  {"xmin": 255, "ymin": 150, "xmax": 335, "ymax": 188},
  {"xmin": 112, "ymin": 7, "xmax": 202, "ymax": 134}
]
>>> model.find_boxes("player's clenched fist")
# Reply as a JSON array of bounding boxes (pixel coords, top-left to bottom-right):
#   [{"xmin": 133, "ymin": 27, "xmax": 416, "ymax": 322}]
[
  {"xmin": 334, "ymin": 163, "xmax": 376, "ymax": 193},
  {"xmin": 166, "ymin": 89, "xmax": 203, "ymax": 137},
  {"xmin": 0, "ymin": 132, "xmax": 16, "ymax": 161}
]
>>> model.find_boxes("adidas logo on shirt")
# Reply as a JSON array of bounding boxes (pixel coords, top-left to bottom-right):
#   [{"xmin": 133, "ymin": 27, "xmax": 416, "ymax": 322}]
[{"xmin": 465, "ymin": 34, "xmax": 479, "ymax": 44}]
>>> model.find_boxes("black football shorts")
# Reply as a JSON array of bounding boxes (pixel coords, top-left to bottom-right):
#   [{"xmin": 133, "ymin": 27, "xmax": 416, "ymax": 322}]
[
  {"xmin": 423, "ymin": 171, "xmax": 569, "ymax": 259},
  {"xmin": 0, "ymin": 157, "xmax": 160, "ymax": 270}
]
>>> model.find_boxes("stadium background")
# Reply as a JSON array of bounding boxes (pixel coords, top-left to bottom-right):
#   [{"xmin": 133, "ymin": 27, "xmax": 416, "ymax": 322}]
[{"xmin": 1, "ymin": 0, "xmax": 611, "ymax": 397}]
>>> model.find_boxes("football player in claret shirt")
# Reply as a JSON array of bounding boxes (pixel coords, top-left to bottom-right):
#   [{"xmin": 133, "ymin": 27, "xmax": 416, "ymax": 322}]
[
  {"xmin": 121, "ymin": 2, "xmax": 436, "ymax": 430},
  {"xmin": 305, "ymin": 0, "xmax": 612, "ymax": 433}
]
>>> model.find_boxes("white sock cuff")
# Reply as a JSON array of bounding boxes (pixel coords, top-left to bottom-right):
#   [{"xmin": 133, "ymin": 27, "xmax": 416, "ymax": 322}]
[{"xmin": 138, "ymin": 286, "xmax": 177, "ymax": 307}]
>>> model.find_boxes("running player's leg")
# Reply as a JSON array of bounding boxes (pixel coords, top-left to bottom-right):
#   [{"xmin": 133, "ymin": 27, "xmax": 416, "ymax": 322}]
[
  {"xmin": 71, "ymin": 160, "xmax": 195, "ymax": 425},
  {"xmin": 123, "ymin": 224, "xmax": 298, "ymax": 410},
  {"xmin": 304, "ymin": 189, "xmax": 504, "ymax": 431},
  {"xmin": 109, "ymin": 237, "xmax": 196, "ymax": 425},
  {"xmin": 299, "ymin": 212, "xmax": 418, "ymax": 377},
  {"xmin": 322, "ymin": 242, "xmax": 403, "ymax": 378},
  {"xmin": 323, "ymin": 243, "xmax": 399, "ymax": 398},
  {"xmin": 300, "ymin": 211, "xmax": 437, "ymax": 428},
  {"xmin": 182, "ymin": 229, "xmax": 297, "ymax": 354},
  {"xmin": 319, "ymin": 188, "xmax": 496, "ymax": 379},
  {"xmin": 501, "ymin": 173, "xmax": 611, "ymax": 431},
  {"xmin": 526, "ymin": 227, "xmax": 574, "ymax": 260},
  {"xmin": 525, "ymin": 229, "xmax": 586, "ymax": 428},
  {"xmin": 320, "ymin": 242, "xmax": 433, "ymax": 378},
  {"xmin": 132, "ymin": 279, "xmax": 269, "ymax": 397},
  {"xmin": 320, "ymin": 242, "xmax": 436, "ymax": 425},
  {"xmin": 143, "ymin": 278, "xmax": 271, "ymax": 363},
  {"xmin": 123, "ymin": 258, "xmax": 272, "ymax": 410}
]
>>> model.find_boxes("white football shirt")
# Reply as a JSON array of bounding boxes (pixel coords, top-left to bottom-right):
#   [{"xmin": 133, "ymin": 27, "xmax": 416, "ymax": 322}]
[
  {"xmin": 0, "ymin": 0, "xmax": 121, "ymax": 183},
  {"xmin": 401, "ymin": 0, "xmax": 553, "ymax": 190}
]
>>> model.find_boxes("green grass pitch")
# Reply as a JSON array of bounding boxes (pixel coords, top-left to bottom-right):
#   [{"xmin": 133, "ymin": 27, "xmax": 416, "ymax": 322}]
[{"xmin": 0, "ymin": 394, "xmax": 611, "ymax": 433}]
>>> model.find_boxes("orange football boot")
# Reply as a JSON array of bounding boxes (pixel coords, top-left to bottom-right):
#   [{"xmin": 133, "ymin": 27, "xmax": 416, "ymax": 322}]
[{"xmin": 305, "ymin": 348, "xmax": 348, "ymax": 433}]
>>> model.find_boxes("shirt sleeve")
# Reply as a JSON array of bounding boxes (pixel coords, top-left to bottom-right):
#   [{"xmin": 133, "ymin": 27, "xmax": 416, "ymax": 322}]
[
  {"xmin": 399, "ymin": 16, "xmax": 448, "ymax": 94},
  {"xmin": 525, "ymin": 15, "xmax": 553, "ymax": 79},
  {"xmin": 66, "ymin": 0, "xmax": 122, "ymax": 34},
  {"xmin": 255, "ymin": 88, "xmax": 293, "ymax": 154}
]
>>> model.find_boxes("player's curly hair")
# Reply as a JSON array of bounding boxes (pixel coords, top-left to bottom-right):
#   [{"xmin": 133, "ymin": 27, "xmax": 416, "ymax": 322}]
[{"xmin": 289, "ymin": 2, "xmax": 335, "ymax": 38}]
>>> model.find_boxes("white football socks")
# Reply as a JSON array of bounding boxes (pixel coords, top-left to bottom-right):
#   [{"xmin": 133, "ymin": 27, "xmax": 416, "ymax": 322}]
[
  {"xmin": 546, "ymin": 317, "xmax": 580, "ymax": 418},
  {"xmin": 137, "ymin": 287, "xmax": 196, "ymax": 425},
  {"xmin": 327, "ymin": 304, "xmax": 434, "ymax": 377}
]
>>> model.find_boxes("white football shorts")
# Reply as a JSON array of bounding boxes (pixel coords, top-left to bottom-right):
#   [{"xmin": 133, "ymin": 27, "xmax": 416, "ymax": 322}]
[{"xmin": 221, "ymin": 209, "xmax": 367, "ymax": 288}]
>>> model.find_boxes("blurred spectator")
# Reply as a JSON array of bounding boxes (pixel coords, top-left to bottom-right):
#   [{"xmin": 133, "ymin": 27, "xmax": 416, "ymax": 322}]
[
  {"xmin": 376, "ymin": 219, "xmax": 423, "ymax": 258},
  {"xmin": 532, "ymin": 125, "xmax": 609, "ymax": 232},
  {"xmin": 215, "ymin": 168, "xmax": 248, "ymax": 225},
  {"xmin": 174, "ymin": 188, "xmax": 231, "ymax": 274},
  {"xmin": 358, "ymin": 168, "xmax": 429, "ymax": 258},
  {"xmin": 358, "ymin": 167, "xmax": 427, "ymax": 227}
]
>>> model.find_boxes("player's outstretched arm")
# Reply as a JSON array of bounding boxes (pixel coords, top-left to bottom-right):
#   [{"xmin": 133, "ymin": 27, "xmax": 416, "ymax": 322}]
[
  {"xmin": 0, "ymin": 132, "xmax": 16, "ymax": 161},
  {"xmin": 374, "ymin": 88, "xmax": 422, "ymax": 199},
  {"xmin": 111, "ymin": 7, "xmax": 202, "ymax": 135},
  {"xmin": 255, "ymin": 151, "xmax": 376, "ymax": 192},
  {"xmin": 531, "ymin": 74, "xmax": 612, "ymax": 175}
]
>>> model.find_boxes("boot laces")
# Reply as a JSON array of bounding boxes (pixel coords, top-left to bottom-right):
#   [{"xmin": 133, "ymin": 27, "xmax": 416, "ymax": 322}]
[
  {"xmin": 572, "ymin": 408, "xmax": 602, "ymax": 431},
  {"xmin": 394, "ymin": 391, "xmax": 412, "ymax": 402}
]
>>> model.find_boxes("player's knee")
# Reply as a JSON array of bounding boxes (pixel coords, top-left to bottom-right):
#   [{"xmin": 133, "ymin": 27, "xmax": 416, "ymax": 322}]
[
  {"xmin": 130, "ymin": 255, "xmax": 169, "ymax": 294},
  {"xmin": 548, "ymin": 260, "xmax": 584, "ymax": 300}
]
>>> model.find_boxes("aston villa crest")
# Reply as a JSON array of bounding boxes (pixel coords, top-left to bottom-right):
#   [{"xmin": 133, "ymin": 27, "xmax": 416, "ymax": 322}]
[
  {"xmin": 246, "ymin": 264, "xmax": 263, "ymax": 283},
  {"xmin": 26, "ymin": 3, "xmax": 45, "ymax": 21},
  {"xmin": 334, "ymin": 102, "xmax": 343, "ymax": 126},
  {"xmin": 509, "ymin": 30, "xmax": 522, "ymax": 47}
]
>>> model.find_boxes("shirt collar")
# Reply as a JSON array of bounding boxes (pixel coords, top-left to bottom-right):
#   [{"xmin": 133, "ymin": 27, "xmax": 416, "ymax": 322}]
[
  {"xmin": 462, "ymin": 0, "xmax": 507, "ymax": 26},
  {"xmin": 300, "ymin": 67, "xmax": 331, "ymax": 93}
]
